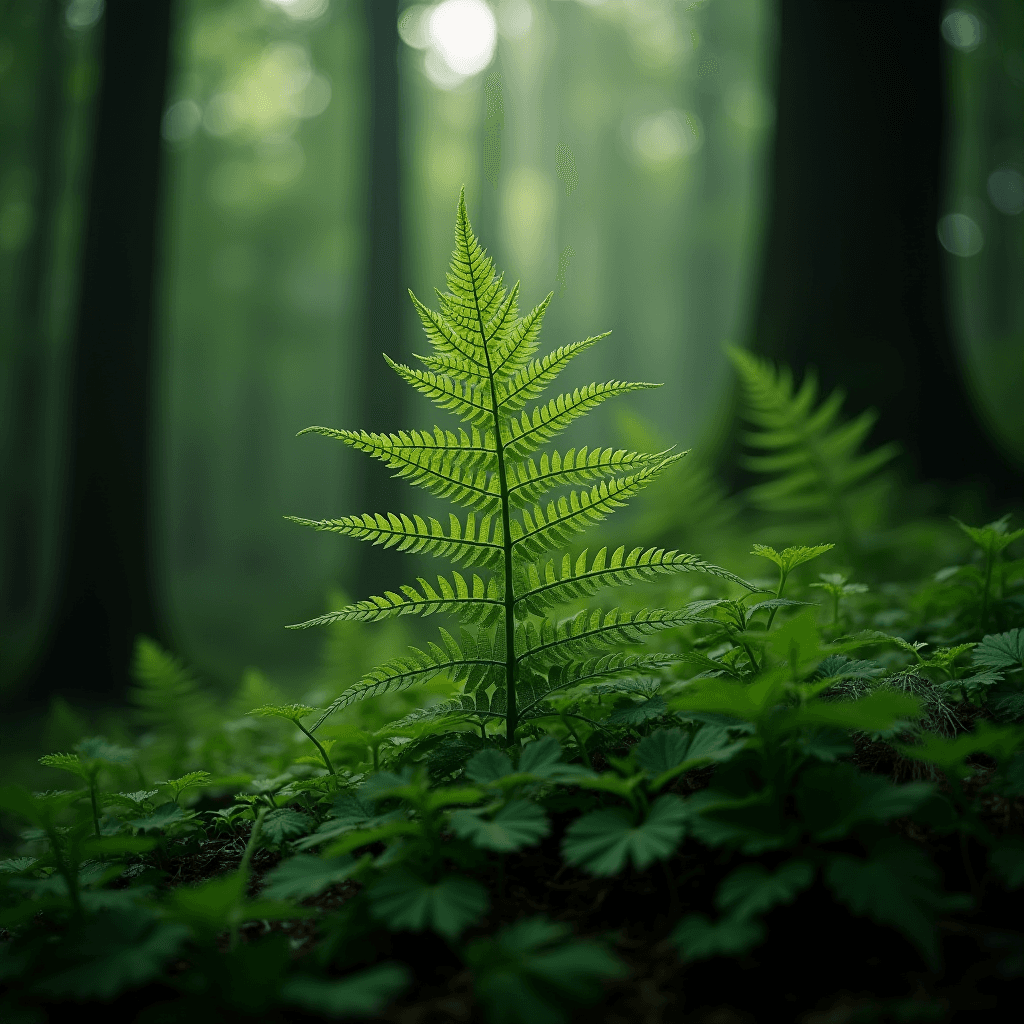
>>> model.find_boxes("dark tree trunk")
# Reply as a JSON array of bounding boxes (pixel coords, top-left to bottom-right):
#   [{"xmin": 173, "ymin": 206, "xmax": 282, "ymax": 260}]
[
  {"xmin": 356, "ymin": 0, "xmax": 405, "ymax": 597},
  {"xmin": 750, "ymin": 0, "xmax": 1019, "ymax": 505},
  {"xmin": 16, "ymin": 1, "xmax": 174, "ymax": 708},
  {"xmin": 2, "ymin": 0, "xmax": 63, "ymax": 627}
]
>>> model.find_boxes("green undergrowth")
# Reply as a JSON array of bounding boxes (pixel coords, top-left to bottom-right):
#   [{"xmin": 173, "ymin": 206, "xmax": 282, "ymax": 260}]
[{"xmin": 2, "ymin": 195, "xmax": 1024, "ymax": 1023}]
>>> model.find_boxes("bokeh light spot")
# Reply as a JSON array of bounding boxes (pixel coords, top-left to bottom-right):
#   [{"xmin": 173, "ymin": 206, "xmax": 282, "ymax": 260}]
[
  {"xmin": 937, "ymin": 213, "xmax": 984, "ymax": 257},
  {"xmin": 941, "ymin": 10, "xmax": 982, "ymax": 52},
  {"xmin": 162, "ymin": 100, "xmax": 203, "ymax": 143},
  {"xmin": 66, "ymin": 0, "xmax": 104, "ymax": 31},
  {"xmin": 264, "ymin": 0, "xmax": 329, "ymax": 22},
  {"xmin": 429, "ymin": 0, "xmax": 498, "ymax": 78},
  {"xmin": 987, "ymin": 168, "xmax": 1024, "ymax": 216},
  {"xmin": 631, "ymin": 109, "xmax": 703, "ymax": 165}
]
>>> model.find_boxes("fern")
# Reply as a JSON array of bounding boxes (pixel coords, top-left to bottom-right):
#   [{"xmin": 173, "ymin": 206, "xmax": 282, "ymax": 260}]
[
  {"xmin": 729, "ymin": 348, "xmax": 897, "ymax": 553},
  {"xmin": 293, "ymin": 191, "xmax": 742, "ymax": 742}
]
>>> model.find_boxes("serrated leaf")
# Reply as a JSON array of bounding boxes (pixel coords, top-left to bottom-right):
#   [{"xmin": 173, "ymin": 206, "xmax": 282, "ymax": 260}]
[
  {"xmin": 368, "ymin": 869, "xmax": 488, "ymax": 938},
  {"xmin": 973, "ymin": 629, "xmax": 1024, "ymax": 671},
  {"xmin": 451, "ymin": 799, "xmax": 550, "ymax": 852},
  {"xmin": 634, "ymin": 728, "xmax": 691, "ymax": 774},
  {"xmin": 561, "ymin": 794, "xmax": 686, "ymax": 875},
  {"xmin": 796, "ymin": 764, "xmax": 934, "ymax": 841},
  {"xmin": 248, "ymin": 703, "xmax": 317, "ymax": 721},
  {"xmin": 466, "ymin": 916, "xmax": 626, "ymax": 1024},
  {"xmin": 825, "ymin": 839, "xmax": 971, "ymax": 968},
  {"xmin": 751, "ymin": 543, "xmax": 835, "ymax": 573},
  {"xmin": 261, "ymin": 855, "xmax": 363, "ymax": 901},
  {"xmin": 605, "ymin": 694, "xmax": 667, "ymax": 726},
  {"xmin": 464, "ymin": 748, "xmax": 514, "ymax": 783},
  {"xmin": 129, "ymin": 803, "xmax": 189, "ymax": 833},
  {"xmin": 262, "ymin": 808, "xmax": 314, "ymax": 845},
  {"xmin": 715, "ymin": 860, "xmax": 814, "ymax": 919},
  {"xmin": 671, "ymin": 913, "xmax": 766, "ymax": 962},
  {"xmin": 282, "ymin": 964, "xmax": 410, "ymax": 1017}
]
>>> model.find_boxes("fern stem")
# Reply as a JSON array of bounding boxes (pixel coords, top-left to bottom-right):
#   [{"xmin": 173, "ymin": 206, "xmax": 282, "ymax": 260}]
[
  {"xmin": 473, "ymin": 240, "xmax": 518, "ymax": 746},
  {"xmin": 88, "ymin": 777, "xmax": 101, "ymax": 838},
  {"xmin": 296, "ymin": 721, "xmax": 336, "ymax": 776}
]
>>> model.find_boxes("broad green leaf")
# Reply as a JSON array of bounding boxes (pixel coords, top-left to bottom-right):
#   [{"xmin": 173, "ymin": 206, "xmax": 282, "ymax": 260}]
[
  {"xmin": 687, "ymin": 791, "xmax": 796, "ymax": 854},
  {"xmin": 715, "ymin": 860, "xmax": 814, "ymax": 919},
  {"xmin": 74, "ymin": 737, "xmax": 136, "ymax": 765},
  {"xmin": 368, "ymin": 869, "xmax": 488, "ymax": 938},
  {"xmin": 825, "ymin": 839, "xmax": 972, "ymax": 969},
  {"xmin": 561, "ymin": 794, "xmax": 686, "ymax": 875},
  {"xmin": 973, "ymin": 629, "xmax": 1024, "ymax": 671},
  {"xmin": 671, "ymin": 913, "xmax": 765, "ymax": 962},
  {"xmin": 248, "ymin": 703, "xmax": 318, "ymax": 721},
  {"xmin": 783, "ymin": 689, "xmax": 922, "ymax": 733},
  {"xmin": 129, "ymin": 803, "xmax": 189, "ymax": 832},
  {"xmin": 751, "ymin": 543, "xmax": 835, "ymax": 573},
  {"xmin": 261, "ymin": 855, "xmax": 365, "ymax": 901},
  {"xmin": 898, "ymin": 721, "xmax": 1024, "ymax": 778},
  {"xmin": 605, "ymin": 694, "xmax": 667, "ymax": 725},
  {"xmin": 450, "ymin": 800, "xmax": 550, "ymax": 852},
  {"xmin": 464, "ymin": 748, "xmax": 514, "ymax": 783},
  {"xmin": 796, "ymin": 764, "xmax": 934, "ymax": 841},
  {"xmin": 38, "ymin": 753, "xmax": 88, "ymax": 780},
  {"xmin": 262, "ymin": 808, "xmax": 314, "ymax": 845},
  {"xmin": 282, "ymin": 964, "xmax": 410, "ymax": 1017},
  {"xmin": 466, "ymin": 917, "xmax": 626, "ymax": 1024},
  {"xmin": 634, "ymin": 728, "xmax": 690, "ymax": 775},
  {"xmin": 42, "ymin": 913, "xmax": 189, "ymax": 1001}
]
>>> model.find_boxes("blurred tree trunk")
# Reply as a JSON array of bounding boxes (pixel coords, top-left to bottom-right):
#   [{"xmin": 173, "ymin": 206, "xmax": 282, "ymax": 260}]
[
  {"xmin": 356, "ymin": 0, "xmax": 405, "ymax": 597},
  {"xmin": 22, "ymin": 1, "xmax": 174, "ymax": 707},
  {"xmin": 1, "ymin": 1, "xmax": 63, "ymax": 632},
  {"xmin": 750, "ymin": 0, "xmax": 1018, "ymax": 505}
]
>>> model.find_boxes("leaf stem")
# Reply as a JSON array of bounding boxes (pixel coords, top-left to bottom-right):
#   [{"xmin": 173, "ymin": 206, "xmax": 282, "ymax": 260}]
[{"xmin": 296, "ymin": 721, "xmax": 336, "ymax": 775}]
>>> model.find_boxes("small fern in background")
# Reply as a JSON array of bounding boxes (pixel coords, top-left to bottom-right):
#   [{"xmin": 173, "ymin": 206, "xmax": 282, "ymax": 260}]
[
  {"xmin": 289, "ymin": 191, "xmax": 743, "ymax": 744},
  {"xmin": 729, "ymin": 348, "xmax": 897, "ymax": 555}
]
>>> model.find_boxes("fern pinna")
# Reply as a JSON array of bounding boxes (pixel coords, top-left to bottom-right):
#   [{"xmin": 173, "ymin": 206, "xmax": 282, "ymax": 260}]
[{"xmin": 291, "ymin": 191, "xmax": 740, "ymax": 743}]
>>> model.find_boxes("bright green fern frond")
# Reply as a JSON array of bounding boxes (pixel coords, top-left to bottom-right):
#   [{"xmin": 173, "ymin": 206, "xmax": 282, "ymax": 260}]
[
  {"xmin": 491, "ymin": 293, "xmax": 553, "ymax": 381},
  {"xmin": 515, "ymin": 546, "xmax": 749, "ymax": 615},
  {"xmin": 498, "ymin": 333, "xmax": 610, "ymax": 413},
  {"xmin": 519, "ymin": 607, "xmax": 708, "ymax": 668},
  {"xmin": 289, "ymin": 573, "xmax": 502, "ymax": 628},
  {"xmin": 312, "ymin": 626, "xmax": 505, "ymax": 729},
  {"xmin": 516, "ymin": 653, "xmax": 680, "ymax": 717},
  {"xmin": 504, "ymin": 381, "xmax": 659, "ymax": 458},
  {"xmin": 386, "ymin": 356, "xmax": 494, "ymax": 428},
  {"xmin": 287, "ymin": 511, "xmax": 503, "ymax": 569},
  {"xmin": 510, "ymin": 458, "xmax": 681, "ymax": 558},
  {"xmin": 408, "ymin": 289, "xmax": 489, "ymax": 371},
  {"xmin": 294, "ymin": 191, "xmax": 746, "ymax": 740},
  {"xmin": 299, "ymin": 425, "xmax": 499, "ymax": 511},
  {"xmin": 506, "ymin": 447, "xmax": 675, "ymax": 508}
]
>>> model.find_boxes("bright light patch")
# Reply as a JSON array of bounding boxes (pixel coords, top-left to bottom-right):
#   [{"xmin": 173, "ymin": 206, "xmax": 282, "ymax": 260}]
[
  {"xmin": 66, "ymin": 0, "xmax": 104, "ymax": 30},
  {"xmin": 429, "ymin": 0, "xmax": 498, "ymax": 77},
  {"xmin": 265, "ymin": 0, "xmax": 330, "ymax": 21},
  {"xmin": 497, "ymin": 0, "xmax": 533, "ymax": 40},
  {"xmin": 941, "ymin": 10, "xmax": 982, "ymax": 52},
  {"xmin": 937, "ymin": 213, "xmax": 984, "ymax": 257},
  {"xmin": 632, "ymin": 110, "xmax": 703, "ymax": 165}
]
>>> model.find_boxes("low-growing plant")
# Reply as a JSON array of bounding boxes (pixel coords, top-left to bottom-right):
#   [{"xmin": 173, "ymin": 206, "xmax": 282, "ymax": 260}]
[{"xmin": 1, "ymin": 192, "xmax": 1022, "ymax": 1024}]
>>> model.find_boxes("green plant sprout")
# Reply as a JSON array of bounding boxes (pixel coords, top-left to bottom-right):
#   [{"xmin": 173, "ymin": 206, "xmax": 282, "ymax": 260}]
[
  {"xmin": 288, "ymin": 190, "xmax": 744, "ymax": 745},
  {"xmin": 810, "ymin": 572, "xmax": 868, "ymax": 626},
  {"xmin": 159, "ymin": 771, "xmax": 213, "ymax": 805},
  {"xmin": 954, "ymin": 515, "xmax": 1024, "ymax": 628},
  {"xmin": 39, "ymin": 737, "xmax": 135, "ymax": 836},
  {"xmin": 751, "ymin": 543, "xmax": 834, "ymax": 629},
  {"xmin": 249, "ymin": 704, "xmax": 337, "ymax": 775}
]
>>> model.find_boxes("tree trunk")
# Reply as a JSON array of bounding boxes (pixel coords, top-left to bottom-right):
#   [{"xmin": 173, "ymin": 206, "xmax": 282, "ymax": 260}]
[
  {"xmin": 1, "ymin": 0, "xmax": 63, "ymax": 640},
  {"xmin": 749, "ymin": 0, "xmax": 1018, "ymax": 505},
  {"xmin": 17, "ymin": 1, "xmax": 174, "ymax": 708},
  {"xmin": 356, "ymin": 0, "xmax": 406, "ymax": 597}
]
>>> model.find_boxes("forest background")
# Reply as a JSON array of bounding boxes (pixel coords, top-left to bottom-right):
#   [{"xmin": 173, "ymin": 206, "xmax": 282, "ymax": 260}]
[{"xmin": 0, "ymin": 0, "xmax": 1021, "ymax": 736}]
